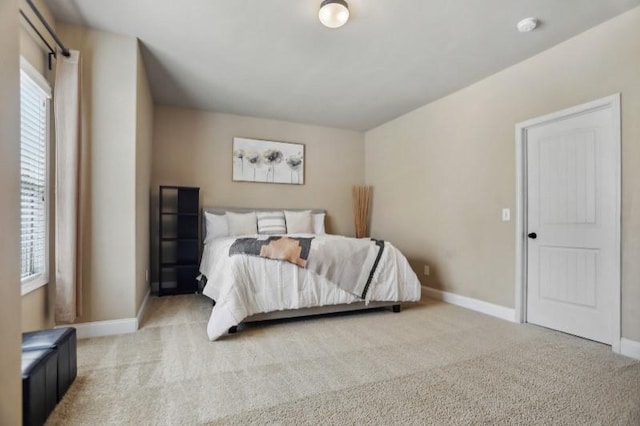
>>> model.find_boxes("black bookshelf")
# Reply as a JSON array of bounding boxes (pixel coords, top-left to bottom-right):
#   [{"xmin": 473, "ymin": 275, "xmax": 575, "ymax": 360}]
[{"xmin": 158, "ymin": 186, "xmax": 200, "ymax": 296}]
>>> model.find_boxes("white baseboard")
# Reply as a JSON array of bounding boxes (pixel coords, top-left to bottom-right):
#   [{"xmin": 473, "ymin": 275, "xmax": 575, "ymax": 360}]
[
  {"xmin": 136, "ymin": 288, "xmax": 151, "ymax": 327},
  {"xmin": 620, "ymin": 338, "xmax": 640, "ymax": 360},
  {"xmin": 64, "ymin": 288, "xmax": 151, "ymax": 339},
  {"xmin": 422, "ymin": 286, "xmax": 516, "ymax": 322},
  {"xmin": 71, "ymin": 318, "xmax": 139, "ymax": 339}
]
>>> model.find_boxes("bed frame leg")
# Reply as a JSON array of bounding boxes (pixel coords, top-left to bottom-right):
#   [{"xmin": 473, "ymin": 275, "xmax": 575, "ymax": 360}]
[
  {"xmin": 392, "ymin": 304, "xmax": 401, "ymax": 313},
  {"xmin": 228, "ymin": 326, "xmax": 238, "ymax": 334}
]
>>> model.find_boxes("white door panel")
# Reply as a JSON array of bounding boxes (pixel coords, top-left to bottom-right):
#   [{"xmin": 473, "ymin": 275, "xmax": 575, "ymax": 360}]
[
  {"xmin": 539, "ymin": 130, "xmax": 597, "ymax": 225},
  {"xmin": 526, "ymin": 107, "xmax": 616, "ymax": 344},
  {"xmin": 538, "ymin": 247, "xmax": 597, "ymax": 307}
]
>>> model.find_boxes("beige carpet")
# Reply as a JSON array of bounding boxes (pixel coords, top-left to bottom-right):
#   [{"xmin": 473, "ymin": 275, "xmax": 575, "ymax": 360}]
[{"xmin": 47, "ymin": 295, "xmax": 640, "ymax": 425}]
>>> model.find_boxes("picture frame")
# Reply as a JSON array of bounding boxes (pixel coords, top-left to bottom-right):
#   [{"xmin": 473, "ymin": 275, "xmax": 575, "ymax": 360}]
[{"xmin": 232, "ymin": 137, "xmax": 305, "ymax": 185}]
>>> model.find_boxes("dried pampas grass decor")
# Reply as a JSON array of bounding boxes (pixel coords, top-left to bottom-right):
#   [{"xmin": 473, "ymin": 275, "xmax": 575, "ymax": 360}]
[{"xmin": 352, "ymin": 185, "xmax": 371, "ymax": 238}]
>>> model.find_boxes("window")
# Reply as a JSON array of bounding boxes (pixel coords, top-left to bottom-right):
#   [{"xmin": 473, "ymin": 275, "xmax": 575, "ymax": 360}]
[{"xmin": 20, "ymin": 57, "xmax": 51, "ymax": 295}]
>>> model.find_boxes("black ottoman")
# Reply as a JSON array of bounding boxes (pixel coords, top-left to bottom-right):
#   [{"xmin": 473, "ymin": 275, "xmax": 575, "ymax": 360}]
[
  {"xmin": 22, "ymin": 327, "xmax": 77, "ymax": 401},
  {"xmin": 22, "ymin": 349, "xmax": 58, "ymax": 426}
]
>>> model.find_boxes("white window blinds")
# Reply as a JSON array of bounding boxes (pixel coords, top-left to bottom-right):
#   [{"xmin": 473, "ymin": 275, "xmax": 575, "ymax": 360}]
[{"xmin": 20, "ymin": 64, "xmax": 50, "ymax": 284}]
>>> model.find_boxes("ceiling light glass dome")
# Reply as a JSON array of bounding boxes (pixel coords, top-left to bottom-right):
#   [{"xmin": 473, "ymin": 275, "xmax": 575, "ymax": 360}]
[{"xmin": 319, "ymin": 0, "xmax": 350, "ymax": 29}]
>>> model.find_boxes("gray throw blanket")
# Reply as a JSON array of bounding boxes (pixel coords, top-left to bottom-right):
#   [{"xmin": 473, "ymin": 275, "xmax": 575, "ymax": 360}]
[{"xmin": 229, "ymin": 236, "xmax": 384, "ymax": 299}]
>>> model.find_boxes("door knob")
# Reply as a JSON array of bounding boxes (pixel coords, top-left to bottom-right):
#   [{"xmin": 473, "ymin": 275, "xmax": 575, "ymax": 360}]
[{"xmin": 527, "ymin": 232, "xmax": 537, "ymax": 239}]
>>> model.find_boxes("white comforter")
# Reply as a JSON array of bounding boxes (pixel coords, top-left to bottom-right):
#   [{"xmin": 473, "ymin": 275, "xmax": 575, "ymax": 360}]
[{"xmin": 200, "ymin": 234, "xmax": 421, "ymax": 340}]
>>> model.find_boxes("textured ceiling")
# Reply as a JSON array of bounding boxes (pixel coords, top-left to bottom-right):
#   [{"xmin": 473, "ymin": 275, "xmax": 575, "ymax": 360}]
[{"xmin": 46, "ymin": 0, "xmax": 640, "ymax": 130}]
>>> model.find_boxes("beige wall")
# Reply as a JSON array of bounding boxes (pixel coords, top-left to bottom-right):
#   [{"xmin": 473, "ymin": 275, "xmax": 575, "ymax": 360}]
[
  {"xmin": 22, "ymin": 286, "xmax": 52, "ymax": 332},
  {"xmin": 365, "ymin": 7, "xmax": 640, "ymax": 341},
  {"xmin": 152, "ymin": 106, "xmax": 365, "ymax": 280},
  {"xmin": 0, "ymin": 0, "xmax": 22, "ymax": 422},
  {"xmin": 135, "ymin": 43, "xmax": 153, "ymax": 311},
  {"xmin": 19, "ymin": 0, "xmax": 56, "ymax": 332},
  {"xmin": 57, "ymin": 23, "xmax": 139, "ymax": 322}
]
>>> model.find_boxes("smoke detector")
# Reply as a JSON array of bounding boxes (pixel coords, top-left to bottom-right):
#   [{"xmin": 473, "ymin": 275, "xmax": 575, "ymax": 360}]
[{"xmin": 517, "ymin": 17, "xmax": 539, "ymax": 33}]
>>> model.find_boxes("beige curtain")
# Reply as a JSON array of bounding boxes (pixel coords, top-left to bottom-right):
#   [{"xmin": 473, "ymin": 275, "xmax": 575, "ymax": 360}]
[{"xmin": 54, "ymin": 49, "xmax": 84, "ymax": 323}]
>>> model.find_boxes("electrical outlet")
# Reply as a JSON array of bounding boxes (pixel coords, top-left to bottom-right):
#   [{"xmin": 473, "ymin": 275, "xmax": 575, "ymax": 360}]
[
  {"xmin": 424, "ymin": 265, "xmax": 430, "ymax": 276},
  {"xmin": 502, "ymin": 208, "xmax": 511, "ymax": 222},
  {"xmin": 145, "ymin": 269, "xmax": 149, "ymax": 283}
]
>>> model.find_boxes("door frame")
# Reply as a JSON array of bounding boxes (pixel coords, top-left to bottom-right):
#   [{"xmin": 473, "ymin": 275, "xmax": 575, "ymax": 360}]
[{"xmin": 514, "ymin": 93, "xmax": 621, "ymax": 353}]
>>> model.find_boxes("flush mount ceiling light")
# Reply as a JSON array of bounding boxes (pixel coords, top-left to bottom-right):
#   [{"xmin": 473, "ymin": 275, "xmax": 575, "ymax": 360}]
[
  {"xmin": 517, "ymin": 17, "xmax": 539, "ymax": 33},
  {"xmin": 319, "ymin": 0, "xmax": 350, "ymax": 29}
]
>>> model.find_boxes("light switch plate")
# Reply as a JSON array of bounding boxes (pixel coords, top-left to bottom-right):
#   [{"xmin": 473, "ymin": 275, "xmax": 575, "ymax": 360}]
[{"xmin": 502, "ymin": 208, "xmax": 510, "ymax": 222}]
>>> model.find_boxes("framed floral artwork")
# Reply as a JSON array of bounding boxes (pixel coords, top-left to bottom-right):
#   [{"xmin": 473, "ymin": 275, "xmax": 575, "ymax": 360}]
[{"xmin": 232, "ymin": 137, "xmax": 305, "ymax": 185}]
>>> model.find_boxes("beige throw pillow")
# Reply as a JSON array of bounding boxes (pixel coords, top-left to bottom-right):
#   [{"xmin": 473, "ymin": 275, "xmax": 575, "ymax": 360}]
[
  {"xmin": 226, "ymin": 211, "xmax": 258, "ymax": 236},
  {"xmin": 284, "ymin": 210, "xmax": 313, "ymax": 234}
]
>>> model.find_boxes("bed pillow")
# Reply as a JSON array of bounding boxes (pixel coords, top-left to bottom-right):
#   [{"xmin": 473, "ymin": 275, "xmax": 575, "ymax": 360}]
[
  {"xmin": 227, "ymin": 211, "xmax": 258, "ymax": 236},
  {"xmin": 257, "ymin": 211, "xmax": 286, "ymax": 235},
  {"xmin": 284, "ymin": 210, "xmax": 313, "ymax": 234},
  {"xmin": 204, "ymin": 212, "xmax": 229, "ymax": 244},
  {"xmin": 312, "ymin": 212, "xmax": 326, "ymax": 234}
]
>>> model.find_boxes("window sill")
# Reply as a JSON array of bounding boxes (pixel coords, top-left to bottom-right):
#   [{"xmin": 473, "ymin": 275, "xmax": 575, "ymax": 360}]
[{"xmin": 21, "ymin": 276, "xmax": 48, "ymax": 296}]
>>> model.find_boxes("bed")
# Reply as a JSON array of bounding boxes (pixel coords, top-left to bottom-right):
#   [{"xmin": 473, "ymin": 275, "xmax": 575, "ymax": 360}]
[{"xmin": 199, "ymin": 207, "xmax": 421, "ymax": 340}]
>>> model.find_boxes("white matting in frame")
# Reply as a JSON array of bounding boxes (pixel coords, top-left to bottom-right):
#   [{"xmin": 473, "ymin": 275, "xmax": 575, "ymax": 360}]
[{"xmin": 232, "ymin": 137, "xmax": 305, "ymax": 185}]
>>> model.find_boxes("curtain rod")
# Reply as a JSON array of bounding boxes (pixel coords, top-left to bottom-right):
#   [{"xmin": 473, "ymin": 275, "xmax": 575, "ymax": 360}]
[
  {"xmin": 23, "ymin": 0, "xmax": 70, "ymax": 58},
  {"xmin": 19, "ymin": 9, "xmax": 54, "ymax": 56},
  {"xmin": 19, "ymin": 10, "xmax": 56, "ymax": 70}
]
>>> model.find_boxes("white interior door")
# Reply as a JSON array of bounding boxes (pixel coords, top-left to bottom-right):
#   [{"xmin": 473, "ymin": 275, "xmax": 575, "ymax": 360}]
[{"xmin": 525, "ymin": 103, "xmax": 618, "ymax": 344}]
